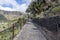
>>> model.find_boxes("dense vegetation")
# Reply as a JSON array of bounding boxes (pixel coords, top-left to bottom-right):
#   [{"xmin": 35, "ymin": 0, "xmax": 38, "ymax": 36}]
[
  {"xmin": 0, "ymin": 14, "xmax": 28, "ymax": 40},
  {"xmin": 52, "ymin": 6, "xmax": 60, "ymax": 12},
  {"xmin": 26, "ymin": 0, "xmax": 60, "ymax": 18}
]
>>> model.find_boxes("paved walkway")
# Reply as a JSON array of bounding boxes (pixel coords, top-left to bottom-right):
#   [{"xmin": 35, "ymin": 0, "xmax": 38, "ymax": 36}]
[{"xmin": 13, "ymin": 22, "xmax": 47, "ymax": 40}]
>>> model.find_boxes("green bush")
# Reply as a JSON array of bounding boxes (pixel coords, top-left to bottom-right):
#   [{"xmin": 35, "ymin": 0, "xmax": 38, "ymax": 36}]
[{"xmin": 52, "ymin": 6, "xmax": 60, "ymax": 12}]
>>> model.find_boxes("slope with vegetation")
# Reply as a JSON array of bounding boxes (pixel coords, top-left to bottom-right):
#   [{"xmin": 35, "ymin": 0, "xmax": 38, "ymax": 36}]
[
  {"xmin": 26, "ymin": 0, "xmax": 60, "ymax": 18},
  {"xmin": 0, "ymin": 10, "xmax": 29, "ymax": 40}
]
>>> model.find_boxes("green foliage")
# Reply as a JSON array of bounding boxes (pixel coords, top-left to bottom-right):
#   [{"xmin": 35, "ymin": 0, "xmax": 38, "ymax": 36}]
[
  {"xmin": 26, "ymin": 0, "xmax": 45, "ymax": 14},
  {"xmin": 26, "ymin": 0, "xmax": 46, "ymax": 19},
  {"xmin": 52, "ymin": 6, "xmax": 60, "ymax": 12},
  {"xmin": 0, "ymin": 15, "xmax": 28, "ymax": 40}
]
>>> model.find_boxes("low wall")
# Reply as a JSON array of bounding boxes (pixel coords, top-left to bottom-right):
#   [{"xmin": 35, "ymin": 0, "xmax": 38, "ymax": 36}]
[{"xmin": 32, "ymin": 16, "xmax": 60, "ymax": 40}]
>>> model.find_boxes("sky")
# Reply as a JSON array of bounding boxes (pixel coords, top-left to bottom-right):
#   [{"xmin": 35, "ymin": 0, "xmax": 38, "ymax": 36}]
[{"xmin": 0, "ymin": 0, "xmax": 32, "ymax": 13}]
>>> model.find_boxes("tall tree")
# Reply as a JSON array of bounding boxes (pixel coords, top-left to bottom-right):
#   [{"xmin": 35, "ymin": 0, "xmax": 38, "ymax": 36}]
[{"xmin": 26, "ymin": 0, "xmax": 45, "ymax": 14}]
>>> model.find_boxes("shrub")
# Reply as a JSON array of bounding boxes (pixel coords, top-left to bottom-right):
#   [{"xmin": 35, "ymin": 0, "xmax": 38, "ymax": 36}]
[{"xmin": 52, "ymin": 6, "xmax": 60, "ymax": 12}]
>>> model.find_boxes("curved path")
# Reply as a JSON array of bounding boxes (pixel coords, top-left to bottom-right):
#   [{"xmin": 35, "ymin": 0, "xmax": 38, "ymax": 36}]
[{"xmin": 13, "ymin": 22, "xmax": 47, "ymax": 40}]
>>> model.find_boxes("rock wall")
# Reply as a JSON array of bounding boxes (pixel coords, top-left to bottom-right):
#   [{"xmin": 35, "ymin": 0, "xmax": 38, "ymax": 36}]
[{"xmin": 32, "ymin": 16, "xmax": 60, "ymax": 40}]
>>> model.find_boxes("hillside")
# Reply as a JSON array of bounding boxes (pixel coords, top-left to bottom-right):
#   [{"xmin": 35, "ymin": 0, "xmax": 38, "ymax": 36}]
[
  {"xmin": 0, "ymin": 14, "xmax": 8, "ymax": 22},
  {"xmin": 0, "ymin": 10, "xmax": 22, "ymax": 15},
  {"xmin": 0, "ymin": 10, "xmax": 23, "ymax": 20},
  {"xmin": 0, "ymin": 9, "xmax": 24, "ymax": 33}
]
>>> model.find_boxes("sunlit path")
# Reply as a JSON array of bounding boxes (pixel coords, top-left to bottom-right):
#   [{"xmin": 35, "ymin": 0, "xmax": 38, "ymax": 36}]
[{"xmin": 13, "ymin": 22, "xmax": 46, "ymax": 40}]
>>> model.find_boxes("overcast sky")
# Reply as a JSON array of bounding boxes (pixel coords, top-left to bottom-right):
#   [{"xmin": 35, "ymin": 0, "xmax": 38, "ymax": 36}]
[{"xmin": 0, "ymin": 0, "xmax": 32, "ymax": 13}]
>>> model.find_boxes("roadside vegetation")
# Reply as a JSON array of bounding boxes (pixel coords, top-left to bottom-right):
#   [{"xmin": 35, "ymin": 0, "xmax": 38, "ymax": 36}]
[{"xmin": 0, "ymin": 14, "xmax": 28, "ymax": 40}]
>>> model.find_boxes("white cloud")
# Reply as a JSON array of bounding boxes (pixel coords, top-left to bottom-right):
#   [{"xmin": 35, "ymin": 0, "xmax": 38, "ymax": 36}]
[
  {"xmin": 24, "ymin": 0, "xmax": 32, "ymax": 5},
  {"xmin": 0, "ymin": 6, "xmax": 16, "ymax": 11},
  {"xmin": 17, "ymin": 4, "xmax": 28, "ymax": 12},
  {"xmin": 0, "ymin": 0, "xmax": 32, "ymax": 12}
]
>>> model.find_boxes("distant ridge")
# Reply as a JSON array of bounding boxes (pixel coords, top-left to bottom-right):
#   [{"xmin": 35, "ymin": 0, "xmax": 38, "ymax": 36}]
[
  {"xmin": 0, "ymin": 9, "xmax": 23, "ymax": 15},
  {"xmin": 0, "ymin": 14, "xmax": 8, "ymax": 22}
]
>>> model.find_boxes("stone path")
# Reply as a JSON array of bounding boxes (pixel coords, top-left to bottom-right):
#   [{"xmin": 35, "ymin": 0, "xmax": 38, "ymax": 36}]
[{"xmin": 13, "ymin": 22, "xmax": 47, "ymax": 40}]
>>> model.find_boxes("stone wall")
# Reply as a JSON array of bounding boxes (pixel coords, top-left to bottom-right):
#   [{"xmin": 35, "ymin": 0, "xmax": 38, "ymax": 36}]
[{"xmin": 32, "ymin": 16, "xmax": 60, "ymax": 40}]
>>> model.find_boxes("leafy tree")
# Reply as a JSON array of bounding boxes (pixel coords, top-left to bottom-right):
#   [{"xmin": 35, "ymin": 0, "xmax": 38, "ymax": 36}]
[{"xmin": 26, "ymin": 0, "xmax": 45, "ymax": 15}]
